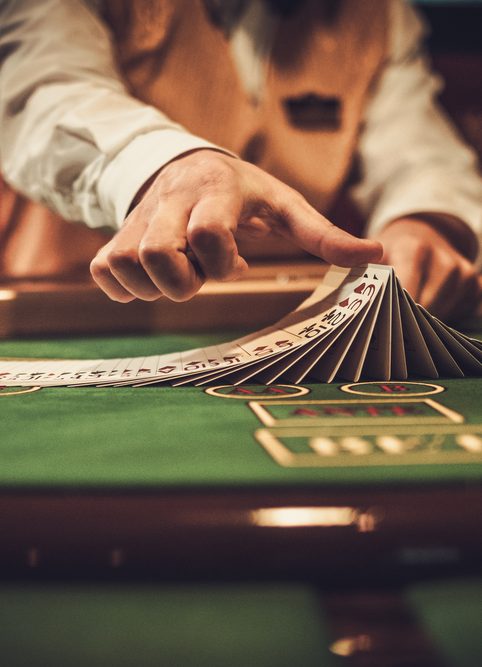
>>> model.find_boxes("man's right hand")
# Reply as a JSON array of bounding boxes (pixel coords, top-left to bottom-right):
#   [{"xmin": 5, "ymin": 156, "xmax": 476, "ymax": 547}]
[{"xmin": 90, "ymin": 150, "xmax": 383, "ymax": 302}]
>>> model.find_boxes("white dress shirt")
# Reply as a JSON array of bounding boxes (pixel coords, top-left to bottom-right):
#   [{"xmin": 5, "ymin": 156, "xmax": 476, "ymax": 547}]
[{"xmin": 0, "ymin": 0, "xmax": 481, "ymax": 256}]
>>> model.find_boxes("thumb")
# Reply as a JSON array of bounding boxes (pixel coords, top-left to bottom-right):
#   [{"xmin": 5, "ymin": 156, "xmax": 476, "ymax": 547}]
[{"xmin": 280, "ymin": 196, "xmax": 383, "ymax": 266}]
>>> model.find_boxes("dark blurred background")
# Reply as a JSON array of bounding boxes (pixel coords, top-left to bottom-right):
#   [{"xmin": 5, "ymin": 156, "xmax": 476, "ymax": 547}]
[{"xmin": 415, "ymin": 0, "xmax": 482, "ymax": 162}]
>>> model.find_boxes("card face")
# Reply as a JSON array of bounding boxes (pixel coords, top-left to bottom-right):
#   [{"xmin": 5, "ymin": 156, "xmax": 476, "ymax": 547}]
[
  {"xmin": 0, "ymin": 359, "xmax": 103, "ymax": 387},
  {"xmin": 309, "ymin": 301, "xmax": 378, "ymax": 382},
  {"xmin": 335, "ymin": 279, "xmax": 388, "ymax": 382},
  {"xmin": 182, "ymin": 264, "xmax": 387, "ymax": 386},
  {"xmin": 0, "ymin": 263, "xmax": 480, "ymax": 387},
  {"xmin": 265, "ymin": 324, "xmax": 349, "ymax": 385}
]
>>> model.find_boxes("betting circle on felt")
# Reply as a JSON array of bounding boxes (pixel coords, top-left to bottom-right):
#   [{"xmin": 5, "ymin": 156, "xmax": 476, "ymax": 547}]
[
  {"xmin": 0, "ymin": 385, "xmax": 41, "ymax": 397},
  {"xmin": 339, "ymin": 382, "xmax": 446, "ymax": 397},
  {"xmin": 204, "ymin": 384, "xmax": 311, "ymax": 400}
]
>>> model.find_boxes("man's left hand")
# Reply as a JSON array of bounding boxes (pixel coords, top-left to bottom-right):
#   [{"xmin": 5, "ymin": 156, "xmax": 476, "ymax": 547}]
[{"xmin": 377, "ymin": 217, "xmax": 480, "ymax": 322}]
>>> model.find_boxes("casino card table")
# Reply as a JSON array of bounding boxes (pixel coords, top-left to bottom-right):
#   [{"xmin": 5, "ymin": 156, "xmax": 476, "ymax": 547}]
[
  {"xmin": 0, "ymin": 273, "xmax": 481, "ymax": 666},
  {"xmin": 1, "ymin": 326, "xmax": 482, "ymax": 580}
]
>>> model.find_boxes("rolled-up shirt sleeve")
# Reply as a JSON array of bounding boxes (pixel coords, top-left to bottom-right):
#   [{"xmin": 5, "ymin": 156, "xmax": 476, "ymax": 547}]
[
  {"xmin": 351, "ymin": 0, "xmax": 482, "ymax": 257},
  {"xmin": 0, "ymin": 0, "xmax": 228, "ymax": 229}
]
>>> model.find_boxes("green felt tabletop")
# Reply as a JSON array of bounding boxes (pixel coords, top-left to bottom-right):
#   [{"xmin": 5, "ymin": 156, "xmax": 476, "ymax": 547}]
[
  {"xmin": 407, "ymin": 577, "xmax": 482, "ymax": 667},
  {"xmin": 1, "ymin": 332, "xmax": 481, "ymax": 488},
  {"xmin": 0, "ymin": 583, "xmax": 336, "ymax": 667},
  {"xmin": 1, "ymin": 578, "xmax": 481, "ymax": 667}
]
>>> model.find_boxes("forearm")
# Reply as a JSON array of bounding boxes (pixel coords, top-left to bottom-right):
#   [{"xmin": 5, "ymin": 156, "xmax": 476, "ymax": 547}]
[{"xmin": 0, "ymin": 0, "xmax": 225, "ymax": 229}]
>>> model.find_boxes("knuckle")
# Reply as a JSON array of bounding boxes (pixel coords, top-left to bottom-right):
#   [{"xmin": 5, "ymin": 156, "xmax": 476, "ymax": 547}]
[
  {"xmin": 139, "ymin": 242, "xmax": 175, "ymax": 267},
  {"xmin": 138, "ymin": 243, "xmax": 201, "ymax": 302},
  {"xmin": 106, "ymin": 248, "xmax": 138, "ymax": 270},
  {"xmin": 89, "ymin": 258, "xmax": 111, "ymax": 281},
  {"xmin": 188, "ymin": 219, "xmax": 226, "ymax": 250},
  {"xmin": 128, "ymin": 281, "xmax": 162, "ymax": 302}
]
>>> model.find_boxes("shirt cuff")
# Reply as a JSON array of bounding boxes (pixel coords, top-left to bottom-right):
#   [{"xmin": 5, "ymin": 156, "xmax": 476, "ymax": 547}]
[{"xmin": 97, "ymin": 129, "xmax": 236, "ymax": 229}]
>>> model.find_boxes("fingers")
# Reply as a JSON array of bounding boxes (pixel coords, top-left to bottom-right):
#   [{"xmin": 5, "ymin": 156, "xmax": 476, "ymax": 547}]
[
  {"xmin": 90, "ymin": 194, "xmax": 248, "ymax": 303},
  {"xmin": 90, "ymin": 247, "xmax": 137, "ymax": 303},
  {"xmin": 319, "ymin": 224, "xmax": 384, "ymax": 266},
  {"xmin": 92, "ymin": 151, "xmax": 434, "ymax": 306},
  {"xmin": 91, "ymin": 203, "xmax": 206, "ymax": 303},
  {"xmin": 381, "ymin": 228, "xmax": 480, "ymax": 321},
  {"xmin": 90, "ymin": 151, "xmax": 260, "ymax": 303},
  {"xmin": 276, "ymin": 193, "xmax": 383, "ymax": 266},
  {"xmin": 381, "ymin": 240, "xmax": 428, "ymax": 302},
  {"xmin": 99, "ymin": 217, "xmax": 164, "ymax": 301},
  {"xmin": 421, "ymin": 254, "xmax": 479, "ymax": 321},
  {"xmin": 90, "ymin": 214, "xmax": 164, "ymax": 302},
  {"xmin": 90, "ymin": 217, "xmax": 152, "ymax": 303},
  {"xmin": 187, "ymin": 195, "xmax": 248, "ymax": 281},
  {"xmin": 138, "ymin": 202, "xmax": 204, "ymax": 301}
]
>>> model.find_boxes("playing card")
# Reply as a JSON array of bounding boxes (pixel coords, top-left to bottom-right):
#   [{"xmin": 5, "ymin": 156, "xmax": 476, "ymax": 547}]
[{"xmin": 1, "ymin": 264, "xmax": 480, "ymax": 387}]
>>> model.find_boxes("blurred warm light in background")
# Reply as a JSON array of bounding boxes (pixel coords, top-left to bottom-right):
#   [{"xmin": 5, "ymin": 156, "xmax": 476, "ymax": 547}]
[{"xmin": 251, "ymin": 506, "xmax": 356, "ymax": 527}]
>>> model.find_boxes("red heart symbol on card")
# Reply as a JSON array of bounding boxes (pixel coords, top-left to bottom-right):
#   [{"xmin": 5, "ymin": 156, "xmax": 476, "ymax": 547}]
[
  {"xmin": 339, "ymin": 298, "xmax": 349, "ymax": 307},
  {"xmin": 354, "ymin": 283, "xmax": 366, "ymax": 294}
]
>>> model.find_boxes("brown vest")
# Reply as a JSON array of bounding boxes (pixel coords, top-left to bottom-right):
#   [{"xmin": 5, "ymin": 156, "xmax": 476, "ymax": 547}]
[{"xmin": 0, "ymin": 0, "xmax": 387, "ymax": 279}]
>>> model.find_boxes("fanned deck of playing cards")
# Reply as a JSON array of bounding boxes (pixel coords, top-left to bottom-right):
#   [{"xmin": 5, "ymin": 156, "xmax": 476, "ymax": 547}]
[{"xmin": 1, "ymin": 264, "xmax": 481, "ymax": 388}]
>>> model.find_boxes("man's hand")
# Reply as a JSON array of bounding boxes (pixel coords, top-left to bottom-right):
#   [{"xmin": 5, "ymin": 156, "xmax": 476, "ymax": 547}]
[
  {"xmin": 90, "ymin": 150, "xmax": 382, "ymax": 302},
  {"xmin": 378, "ymin": 217, "xmax": 480, "ymax": 321}
]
